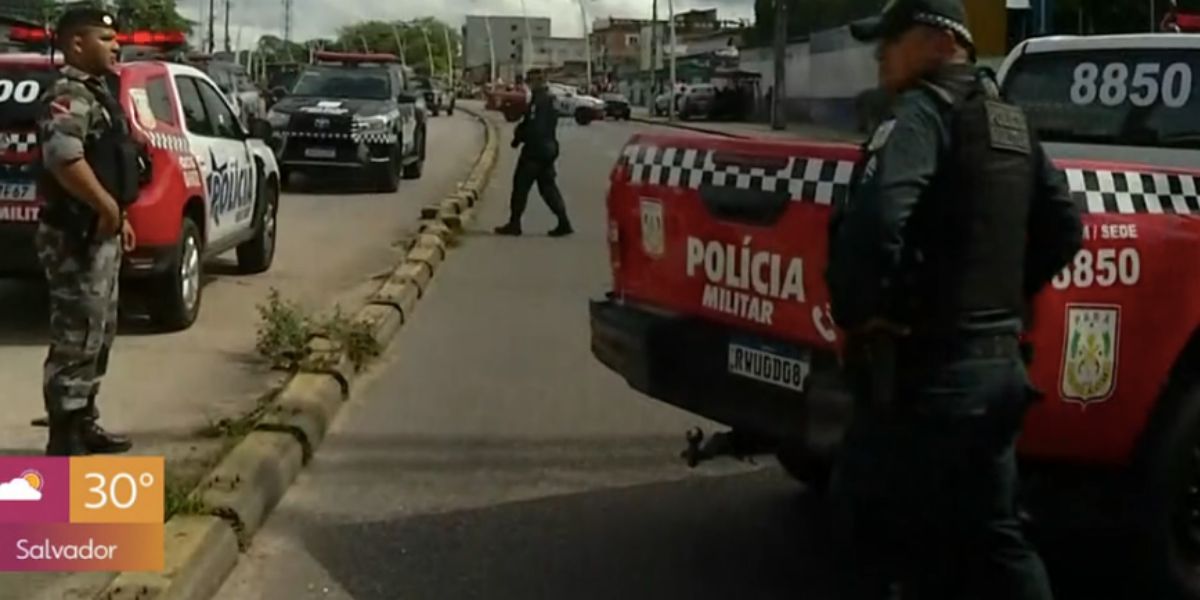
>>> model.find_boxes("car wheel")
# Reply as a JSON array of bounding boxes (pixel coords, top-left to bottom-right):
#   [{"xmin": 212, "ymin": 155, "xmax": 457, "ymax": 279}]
[
  {"xmin": 403, "ymin": 128, "xmax": 425, "ymax": 180},
  {"xmin": 374, "ymin": 143, "xmax": 402, "ymax": 193},
  {"xmin": 1133, "ymin": 381, "xmax": 1200, "ymax": 598},
  {"xmin": 235, "ymin": 175, "xmax": 278, "ymax": 274},
  {"xmin": 574, "ymin": 108, "xmax": 594, "ymax": 126},
  {"xmin": 147, "ymin": 216, "xmax": 203, "ymax": 331}
]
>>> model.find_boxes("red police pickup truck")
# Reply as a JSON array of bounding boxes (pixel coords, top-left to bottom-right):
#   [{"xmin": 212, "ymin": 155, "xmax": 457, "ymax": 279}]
[
  {"xmin": 591, "ymin": 34, "xmax": 1200, "ymax": 596},
  {"xmin": 0, "ymin": 29, "xmax": 281, "ymax": 331}
]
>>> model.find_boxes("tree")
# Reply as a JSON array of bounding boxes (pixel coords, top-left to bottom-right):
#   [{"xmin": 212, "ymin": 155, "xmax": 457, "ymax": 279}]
[
  {"xmin": 335, "ymin": 18, "xmax": 462, "ymax": 77},
  {"xmin": 114, "ymin": 0, "xmax": 193, "ymax": 33}
]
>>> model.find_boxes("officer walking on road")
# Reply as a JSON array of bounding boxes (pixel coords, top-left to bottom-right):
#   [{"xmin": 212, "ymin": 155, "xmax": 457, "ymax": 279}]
[
  {"xmin": 36, "ymin": 7, "xmax": 140, "ymax": 456},
  {"xmin": 825, "ymin": 0, "xmax": 1083, "ymax": 598},
  {"xmin": 494, "ymin": 68, "xmax": 573, "ymax": 237}
]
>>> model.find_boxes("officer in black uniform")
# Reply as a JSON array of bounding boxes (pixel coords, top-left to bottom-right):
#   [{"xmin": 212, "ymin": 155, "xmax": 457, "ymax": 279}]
[
  {"xmin": 494, "ymin": 68, "xmax": 573, "ymax": 237},
  {"xmin": 36, "ymin": 7, "xmax": 143, "ymax": 455},
  {"xmin": 825, "ymin": 0, "xmax": 1083, "ymax": 598}
]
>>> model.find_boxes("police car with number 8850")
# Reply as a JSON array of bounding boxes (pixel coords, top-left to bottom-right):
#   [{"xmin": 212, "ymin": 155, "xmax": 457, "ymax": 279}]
[
  {"xmin": 0, "ymin": 28, "xmax": 282, "ymax": 332},
  {"xmin": 591, "ymin": 31, "xmax": 1200, "ymax": 598}
]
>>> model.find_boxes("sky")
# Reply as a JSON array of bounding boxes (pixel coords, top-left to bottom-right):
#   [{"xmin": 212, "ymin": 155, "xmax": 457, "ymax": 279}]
[{"xmin": 177, "ymin": 0, "xmax": 755, "ymax": 50}]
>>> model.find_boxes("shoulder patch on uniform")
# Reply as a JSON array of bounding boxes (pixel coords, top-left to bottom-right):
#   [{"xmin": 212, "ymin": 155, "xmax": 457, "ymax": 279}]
[
  {"xmin": 984, "ymin": 100, "xmax": 1031, "ymax": 155},
  {"xmin": 867, "ymin": 119, "xmax": 896, "ymax": 152}
]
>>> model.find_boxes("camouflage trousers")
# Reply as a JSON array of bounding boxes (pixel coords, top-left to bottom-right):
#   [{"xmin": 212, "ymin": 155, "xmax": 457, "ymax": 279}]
[{"xmin": 35, "ymin": 223, "xmax": 121, "ymax": 417}]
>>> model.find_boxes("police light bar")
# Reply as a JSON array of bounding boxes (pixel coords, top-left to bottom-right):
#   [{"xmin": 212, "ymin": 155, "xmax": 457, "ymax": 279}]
[
  {"xmin": 313, "ymin": 51, "xmax": 400, "ymax": 66},
  {"xmin": 8, "ymin": 26, "xmax": 186, "ymax": 46}
]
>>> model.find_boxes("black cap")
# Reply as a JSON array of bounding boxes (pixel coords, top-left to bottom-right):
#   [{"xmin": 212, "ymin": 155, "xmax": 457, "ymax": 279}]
[
  {"xmin": 55, "ymin": 7, "xmax": 119, "ymax": 38},
  {"xmin": 850, "ymin": 0, "xmax": 974, "ymax": 47}
]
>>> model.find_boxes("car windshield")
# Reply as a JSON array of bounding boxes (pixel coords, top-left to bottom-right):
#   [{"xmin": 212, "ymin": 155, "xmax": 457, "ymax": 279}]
[
  {"xmin": 1003, "ymin": 48, "xmax": 1200, "ymax": 149},
  {"xmin": 291, "ymin": 67, "xmax": 392, "ymax": 100},
  {"xmin": 0, "ymin": 65, "xmax": 60, "ymax": 126}
]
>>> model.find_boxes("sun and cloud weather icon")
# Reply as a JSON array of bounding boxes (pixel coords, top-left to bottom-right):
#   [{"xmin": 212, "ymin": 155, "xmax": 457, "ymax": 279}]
[{"xmin": 0, "ymin": 469, "xmax": 44, "ymax": 501}]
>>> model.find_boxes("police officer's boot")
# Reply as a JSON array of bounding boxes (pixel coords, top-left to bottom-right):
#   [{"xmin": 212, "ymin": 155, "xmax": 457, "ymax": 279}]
[
  {"xmin": 494, "ymin": 222, "xmax": 522, "ymax": 236},
  {"xmin": 548, "ymin": 221, "xmax": 574, "ymax": 237},
  {"xmin": 45, "ymin": 409, "xmax": 89, "ymax": 456},
  {"xmin": 82, "ymin": 395, "xmax": 132, "ymax": 454}
]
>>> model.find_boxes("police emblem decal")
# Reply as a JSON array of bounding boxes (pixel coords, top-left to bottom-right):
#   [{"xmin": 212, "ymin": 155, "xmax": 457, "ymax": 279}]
[
  {"xmin": 867, "ymin": 119, "xmax": 895, "ymax": 152},
  {"xmin": 1059, "ymin": 304, "xmax": 1121, "ymax": 406},
  {"xmin": 639, "ymin": 197, "xmax": 664, "ymax": 258}
]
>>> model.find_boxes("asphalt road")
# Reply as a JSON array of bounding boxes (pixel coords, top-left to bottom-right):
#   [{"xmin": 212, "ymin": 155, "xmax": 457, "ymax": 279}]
[
  {"xmin": 215, "ymin": 114, "xmax": 1143, "ymax": 600},
  {"xmin": 0, "ymin": 112, "xmax": 483, "ymax": 600}
]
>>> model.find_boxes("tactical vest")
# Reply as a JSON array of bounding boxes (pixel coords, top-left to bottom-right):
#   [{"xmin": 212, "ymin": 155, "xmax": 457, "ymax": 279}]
[
  {"xmin": 899, "ymin": 72, "xmax": 1037, "ymax": 334},
  {"xmin": 38, "ymin": 73, "xmax": 141, "ymax": 233}
]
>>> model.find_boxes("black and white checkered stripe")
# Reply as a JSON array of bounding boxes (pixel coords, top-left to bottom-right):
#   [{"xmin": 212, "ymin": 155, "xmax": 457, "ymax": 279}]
[
  {"xmin": 1065, "ymin": 168, "xmax": 1200, "ymax": 214},
  {"xmin": 146, "ymin": 131, "xmax": 190, "ymax": 154},
  {"xmin": 623, "ymin": 144, "xmax": 856, "ymax": 205},
  {"xmin": 283, "ymin": 130, "xmax": 355, "ymax": 140},
  {"xmin": 357, "ymin": 131, "xmax": 398, "ymax": 144},
  {"xmin": 0, "ymin": 132, "xmax": 37, "ymax": 154}
]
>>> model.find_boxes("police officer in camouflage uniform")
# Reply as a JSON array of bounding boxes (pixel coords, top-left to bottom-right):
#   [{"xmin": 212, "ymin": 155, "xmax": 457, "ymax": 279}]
[
  {"xmin": 36, "ymin": 7, "xmax": 137, "ymax": 456},
  {"xmin": 494, "ymin": 68, "xmax": 573, "ymax": 238},
  {"xmin": 825, "ymin": 0, "xmax": 1083, "ymax": 597}
]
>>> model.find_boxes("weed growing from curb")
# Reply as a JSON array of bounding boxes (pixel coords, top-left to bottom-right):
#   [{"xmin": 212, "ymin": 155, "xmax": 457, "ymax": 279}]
[
  {"xmin": 164, "ymin": 474, "xmax": 207, "ymax": 519},
  {"xmin": 254, "ymin": 288, "xmax": 381, "ymax": 372}
]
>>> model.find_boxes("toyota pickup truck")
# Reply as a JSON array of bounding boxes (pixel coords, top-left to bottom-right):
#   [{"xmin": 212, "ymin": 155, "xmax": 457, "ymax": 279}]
[{"xmin": 590, "ymin": 34, "xmax": 1200, "ymax": 597}]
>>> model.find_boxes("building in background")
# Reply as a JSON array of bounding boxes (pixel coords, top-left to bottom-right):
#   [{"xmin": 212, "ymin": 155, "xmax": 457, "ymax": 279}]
[
  {"xmin": 462, "ymin": 15, "xmax": 551, "ymax": 83},
  {"xmin": 589, "ymin": 17, "xmax": 645, "ymax": 84}
]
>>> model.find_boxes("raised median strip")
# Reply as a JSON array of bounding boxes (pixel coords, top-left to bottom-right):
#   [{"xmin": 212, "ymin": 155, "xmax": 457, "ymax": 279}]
[{"xmin": 90, "ymin": 104, "xmax": 503, "ymax": 600}]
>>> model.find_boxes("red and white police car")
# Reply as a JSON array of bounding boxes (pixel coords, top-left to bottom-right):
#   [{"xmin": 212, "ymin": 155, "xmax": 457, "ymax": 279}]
[
  {"xmin": 592, "ymin": 33, "xmax": 1200, "ymax": 595},
  {"xmin": 0, "ymin": 28, "xmax": 281, "ymax": 331}
]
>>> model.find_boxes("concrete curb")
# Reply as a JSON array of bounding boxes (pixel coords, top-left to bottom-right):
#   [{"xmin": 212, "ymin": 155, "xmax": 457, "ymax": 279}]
[
  {"xmin": 99, "ymin": 517, "xmax": 238, "ymax": 600},
  {"xmin": 94, "ymin": 105, "xmax": 502, "ymax": 600}
]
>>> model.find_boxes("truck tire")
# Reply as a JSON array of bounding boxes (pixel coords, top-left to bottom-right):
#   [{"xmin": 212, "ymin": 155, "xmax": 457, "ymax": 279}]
[
  {"xmin": 775, "ymin": 443, "xmax": 832, "ymax": 494},
  {"xmin": 147, "ymin": 216, "xmax": 203, "ymax": 331},
  {"xmin": 1135, "ymin": 380, "xmax": 1200, "ymax": 599},
  {"xmin": 279, "ymin": 167, "xmax": 294, "ymax": 192},
  {"xmin": 373, "ymin": 144, "xmax": 401, "ymax": 193},
  {"xmin": 235, "ymin": 176, "xmax": 278, "ymax": 274},
  {"xmin": 402, "ymin": 128, "xmax": 424, "ymax": 180},
  {"xmin": 575, "ymin": 108, "xmax": 594, "ymax": 126}
]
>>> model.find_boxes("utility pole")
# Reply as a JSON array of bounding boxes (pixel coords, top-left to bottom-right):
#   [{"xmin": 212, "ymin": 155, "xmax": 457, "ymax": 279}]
[
  {"xmin": 392, "ymin": 25, "xmax": 408, "ymax": 67},
  {"xmin": 667, "ymin": 0, "xmax": 676, "ymax": 122},
  {"xmin": 282, "ymin": 0, "xmax": 293, "ymax": 44},
  {"xmin": 483, "ymin": 16, "xmax": 496, "ymax": 83},
  {"xmin": 443, "ymin": 27, "xmax": 455, "ymax": 88},
  {"xmin": 420, "ymin": 25, "xmax": 435, "ymax": 77},
  {"xmin": 207, "ymin": 0, "xmax": 215, "ymax": 53},
  {"xmin": 519, "ymin": 0, "xmax": 533, "ymax": 78},
  {"xmin": 223, "ymin": 0, "xmax": 231, "ymax": 54},
  {"xmin": 650, "ymin": 0, "xmax": 658, "ymax": 99},
  {"xmin": 771, "ymin": 0, "xmax": 787, "ymax": 130},
  {"xmin": 578, "ymin": 0, "xmax": 591, "ymax": 92}
]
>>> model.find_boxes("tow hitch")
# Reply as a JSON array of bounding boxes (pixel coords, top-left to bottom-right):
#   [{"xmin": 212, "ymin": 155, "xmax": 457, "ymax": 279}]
[{"xmin": 681, "ymin": 427, "xmax": 774, "ymax": 467}]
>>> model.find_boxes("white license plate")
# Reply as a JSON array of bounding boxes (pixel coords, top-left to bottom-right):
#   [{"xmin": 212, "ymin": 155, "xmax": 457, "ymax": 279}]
[
  {"xmin": 0, "ymin": 181, "xmax": 35, "ymax": 201},
  {"xmin": 727, "ymin": 340, "xmax": 810, "ymax": 392},
  {"xmin": 304, "ymin": 147, "xmax": 336, "ymax": 159}
]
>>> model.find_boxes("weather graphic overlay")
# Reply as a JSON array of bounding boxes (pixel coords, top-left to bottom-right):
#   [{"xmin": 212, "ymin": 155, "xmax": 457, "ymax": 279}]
[
  {"xmin": 0, "ymin": 457, "xmax": 164, "ymax": 572},
  {"xmin": 0, "ymin": 470, "xmax": 44, "ymax": 501}
]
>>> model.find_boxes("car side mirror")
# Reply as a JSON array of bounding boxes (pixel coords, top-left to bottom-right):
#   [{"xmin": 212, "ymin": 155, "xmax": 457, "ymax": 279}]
[{"xmin": 249, "ymin": 118, "xmax": 273, "ymax": 140}]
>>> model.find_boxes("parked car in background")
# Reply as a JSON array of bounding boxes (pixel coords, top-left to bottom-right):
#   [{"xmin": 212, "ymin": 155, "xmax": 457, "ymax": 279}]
[
  {"xmin": 601, "ymin": 93, "xmax": 632, "ymax": 120},
  {"xmin": 187, "ymin": 55, "xmax": 265, "ymax": 128},
  {"xmin": 547, "ymin": 83, "xmax": 605, "ymax": 125}
]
